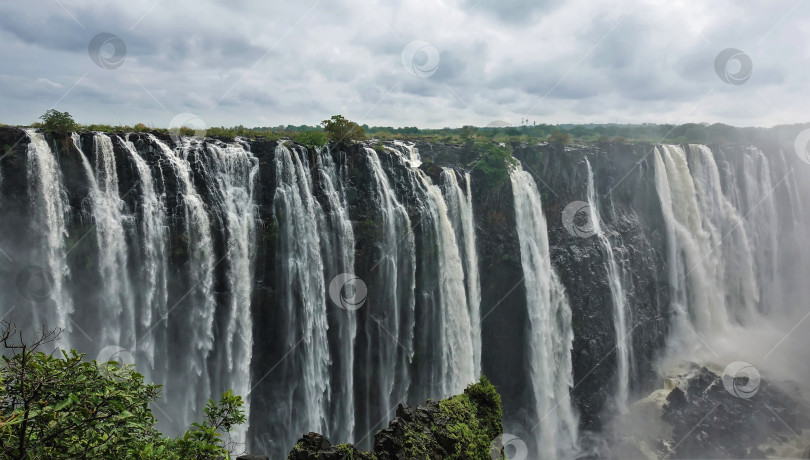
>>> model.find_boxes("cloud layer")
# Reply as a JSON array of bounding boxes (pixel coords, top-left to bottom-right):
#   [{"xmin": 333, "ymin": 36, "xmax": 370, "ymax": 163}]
[{"xmin": 1, "ymin": 0, "xmax": 808, "ymax": 128}]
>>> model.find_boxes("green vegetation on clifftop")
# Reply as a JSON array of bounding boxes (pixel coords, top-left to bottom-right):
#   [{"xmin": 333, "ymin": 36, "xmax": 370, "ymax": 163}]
[{"xmin": 287, "ymin": 376, "xmax": 504, "ymax": 460}]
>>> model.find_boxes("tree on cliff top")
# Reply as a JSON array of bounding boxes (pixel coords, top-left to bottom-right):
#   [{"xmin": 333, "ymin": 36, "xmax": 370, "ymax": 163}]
[
  {"xmin": 39, "ymin": 110, "xmax": 78, "ymax": 137},
  {"xmin": 321, "ymin": 115, "xmax": 367, "ymax": 145}
]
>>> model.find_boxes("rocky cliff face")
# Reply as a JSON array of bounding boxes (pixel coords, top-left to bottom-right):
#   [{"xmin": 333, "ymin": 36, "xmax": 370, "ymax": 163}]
[
  {"xmin": 0, "ymin": 127, "xmax": 677, "ymax": 454},
  {"xmin": 2, "ymin": 127, "xmax": 805, "ymax": 458}
]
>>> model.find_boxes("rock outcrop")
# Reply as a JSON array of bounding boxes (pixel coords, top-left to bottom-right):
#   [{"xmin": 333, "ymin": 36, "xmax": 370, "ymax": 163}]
[
  {"xmin": 287, "ymin": 377, "xmax": 504, "ymax": 460},
  {"xmin": 662, "ymin": 365, "xmax": 810, "ymax": 458}
]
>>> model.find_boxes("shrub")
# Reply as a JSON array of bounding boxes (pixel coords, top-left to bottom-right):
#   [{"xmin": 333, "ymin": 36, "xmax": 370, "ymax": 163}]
[
  {"xmin": 0, "ymin": 322, "xmax": 245, "ymax": 460},
  {"xmin": 295, "ymin": 130, "xmax": 328, "ymax": 149},
  {"xmin": 547, "ymin": 131, "xmax": 571, "ymax": 147},
  {"xmin": 39, "ymin": 110, "xmax": 78, "ymax": 136},
  {"xmin": 321, "ymin": 115, "xmax": 366, "ymax": 145},
  {"xmin": 472, "ymin": 141, "xmax": 518, "ymax": 188}
]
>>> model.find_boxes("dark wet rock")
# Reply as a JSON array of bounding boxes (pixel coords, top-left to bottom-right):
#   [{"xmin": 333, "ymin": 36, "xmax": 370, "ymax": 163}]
[
  {"xmin": 661, "ymin": 366, "xmax": 810, "ymax": 458},
  {"xmin": 665, "ymin": 387, "xmax": 687, "ymax": 409}
]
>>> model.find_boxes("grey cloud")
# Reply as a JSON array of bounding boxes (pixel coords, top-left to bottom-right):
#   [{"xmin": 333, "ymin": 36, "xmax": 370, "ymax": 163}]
[
  {"xmin": 0, "ymin": 0, "xmax": 808, "ymax": 127},
  {"xmin": 464, "ymin": 0, "xmax": 564, "ymax": 24}
]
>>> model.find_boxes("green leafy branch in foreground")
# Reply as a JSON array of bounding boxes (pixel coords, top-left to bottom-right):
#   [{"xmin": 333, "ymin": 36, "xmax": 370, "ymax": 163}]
[{"xmin": 0, "ymin": 321, "xmax": 245, "ymax": 460}]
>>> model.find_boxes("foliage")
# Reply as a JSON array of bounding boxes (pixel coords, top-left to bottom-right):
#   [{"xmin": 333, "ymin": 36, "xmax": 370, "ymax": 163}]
[
  {"xmin": 321, "ymin": 115, "xmax": 367, "ymax": 145},
  {"xmin": 0, "ymin": 322, "xmax": 245, "ymax": 460},
  {"xmin": 294, "ymin": 130, "xmax": 328, "ymax": 149},
  {"xmin": 460, "ymin": 125, "xmax": 477, "ymax": 143},
  {"xmin": 471, "ymin": 142, "xmax": 518, "ymax": 188},
  {"xmin": 39, "ymin": 110, "xmax": 78, "ymax": 136},
  {"xmin": 547, "ymin": 130, "xmax": 571, "ymax": 147},
  {"xmin": 22, "ymin": 114, "xmax": 803, "ymax": 149}
]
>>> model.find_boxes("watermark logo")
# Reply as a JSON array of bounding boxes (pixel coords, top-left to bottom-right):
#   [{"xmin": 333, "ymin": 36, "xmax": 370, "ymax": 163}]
[
  {"xmin": 168, "ymin": 113, "xmax": 207, "ymax": 144},
  {"xmin": 401, "ymin": 40, "xmax": 440, "ymax": 78},
  {"xmin": 16, "ymin": 265, "xmax": 54, "ymax": 303},
  {"xmin": 96, "ymin": 345, "xmax": 135, "ymax": 382},
  {"xmin": 489, "ymin": 433, "xmax": 528, "ymax": 460},
  {"xmin": 714, "ymin": 48, "xmax": 752, "ymax": 85},
  {"xmin": 793, "ymin": 128, "xmax": 810, "ymax": 165},
  {"xmin": 561, "ymin": 201, "xmax": 597, "ymax": 238},
  {"xmin": 88, "ymin": 32, "xmax": 127, "ymax": 70},
  {"xmin": 328, "ymin": 273, "xmax": 367, "ymax": 311},
  {"xmin": 722, "ymin": 361, "xmax": 760, "ymax": 399}
]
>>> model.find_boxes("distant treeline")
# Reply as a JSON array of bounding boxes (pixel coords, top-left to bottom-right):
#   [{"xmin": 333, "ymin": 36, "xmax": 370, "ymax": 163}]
[{"xmin": 13, "ymin": 114, "xmax": 810, "ymax": 149}]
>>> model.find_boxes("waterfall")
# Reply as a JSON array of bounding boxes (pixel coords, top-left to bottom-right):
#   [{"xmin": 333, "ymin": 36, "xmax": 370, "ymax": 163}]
[
  {"xmin": 24, "ymin": 129, "xmax": 73, "ymax": 342},
  {"xmin": 202, "ymin": 140, "xmax": 259, "ymax": 443},
  {"xmin": 75, "ymin": 134, "xmax": 136, "ymax": 349},
  {"xmin": 362, "ymin": 147, "xmax": 416, "ymax": 432},
  {"xmin": 148, "ymin": 135, "xmax": 215, "ymax": 429},
  {"xmin": 314, "ymin": 146, "xmax": 357, "ymax": 442},
  {"xmin": 741, "ymin": 148, "xmax": 780, "ymax": 312},
  {"xmin": 653, "ymin": 145, "xmax": 729, "ymax": 344},
  {"xmin": 393, "ymin": 140, "xmax": 421, "ymax": 167},
  {"xmin": 414, "ymin": 169, "xmax": 475, "ymax": 396},
  {"xmin": 686, "ymin": 145, "xmax": 759, "ymax": 322},
  {"xmin": 273, "ymin": 143, "xmax": 331, "ymax": 441},
  {"xmin": 118, "ymin": 135, "xmax": 169, "ymax": 379},
  {"xmin": 440, "ymin": 169, "xmax": 482, "ymax": 378},
  {"xmin": 584, "ymin": 159, "xmax": 630, "ymax": 411},
  {"xmin": 510, "ymin": 163, "xmax": 578, "ymax": 459}
]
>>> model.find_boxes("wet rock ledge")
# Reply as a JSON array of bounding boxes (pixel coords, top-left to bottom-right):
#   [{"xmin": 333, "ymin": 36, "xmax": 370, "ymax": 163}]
[{"xmin": 286, "ymin": 377, "xmax": 504, "ymax": 460}]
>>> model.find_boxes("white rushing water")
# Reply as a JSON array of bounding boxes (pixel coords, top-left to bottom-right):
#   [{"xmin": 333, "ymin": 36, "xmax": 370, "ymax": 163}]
[
  {"xmin": 363, "ymin": 147, "xmax": 416, "ymax": 426},
  {"xmin": 150, "ymin": 135, "xmax": 215, "ymax": 429},
  {"xmin": 76, "ymin": 134, "xmax": 136, "ymax": 349},
  {"xmin": 510, "ymin": 163, "xmax": 578, "ymax": 459},
  {"xmin": 584, "ymin": 159, "xmax": 631, "ymax": 412},
  {"xmin": 441, "ymin": 169, "xmax": 482, "ymax": 378},
  {"xmin": 24, "ymin": 129, "xmax": 73, "ymax": 343},
  {"xmin": 653, "ymin": 145, "xmax": 729, "ymax": 346},
  {"xmin": 393, "ymin": 140, "xmax": 421, "ymax": 167},
  {"xmin": 203, "ymin": 140, "xmax": 259, "ymax": 443},
  {"xmin": 274, "ymin": 144, "xmax": 331, "ymax": 437},
  {"xmin": 653, "ymin": 144, "xmax": 777, "ymax": 361},
  {"xmin": 314, "ymin": 146, "xmax": 357, "ymax": 442},
  {"xmin": 741, "ymin": 147, "xmax": 781, "ymax": 312},
  {"xmin": 118, "ymin": 135, "xmax": 169, "ymax": 379},
  {"xmin": 414, "ymin": 169, "xmax": 475, "ymax": 396},
  {"xmin": 686, "ymin": 145, "xmax": 759, "ymax": 323}
]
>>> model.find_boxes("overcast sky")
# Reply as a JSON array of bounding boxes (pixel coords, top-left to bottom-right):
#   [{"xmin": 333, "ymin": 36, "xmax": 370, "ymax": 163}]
[{"xmin": 1, "ymin": 0, "xmax": 808, "ymax": 128}]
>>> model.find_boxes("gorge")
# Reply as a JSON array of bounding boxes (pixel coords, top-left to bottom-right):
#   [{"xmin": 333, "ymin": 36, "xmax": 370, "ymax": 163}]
[{"xmin": 0, "ymin": 126, "xmax": 808, "ymax": 459}]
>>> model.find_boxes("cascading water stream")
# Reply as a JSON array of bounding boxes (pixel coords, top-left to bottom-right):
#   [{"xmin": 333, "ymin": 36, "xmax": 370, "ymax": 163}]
[
  {"xmin": 741, "ymin": 148, "xmax": 781, "ymax": 312},
  {"xmin": 584, "ymin": 159, "xmax": 630, "ymax": 411},
  {"xmin": 313, "ymin": 146, "xmax": 357, "ymax": 443},
  {"xmin": 201, "ymin": 140, "xmax": 259, "ymax": 443},
  {"xmin": 686, "ymin": 145, "xmax": 759, "ymax": 322},
  {"xmin": 148, "ymin": 135, "xmax": 215, "ymax": 430},
  {"xmin": 510, "ymin": 163, "xmax": 578, "ymax": 459},
  {"xmin": 362, "ymin": 147, "xmax": 416, "ymax": 433},
  {"xmin": 118, "ymin": 135, "xmax": 169, "ymax": 380},
  {"xmin": 653, "ymin": 145, "xmax": 729, "ymax": 346},
  {"xmin": 440, "ymin": 169, "xmax": 482, "ymax": 378},
  {"xmin": 75, "ymin": 134, "xmax": 136, "ymax": 349},
  {"xmin": 273, "ymin": 143, "xmax": 331, "ymax": 441},
  {"xmin": 413, "ymin": 168, "xmax": 475, "ymax": 396},
  {"xmin": 24, "ymin": 129, "xmax": 73, "ymax": 342}
]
